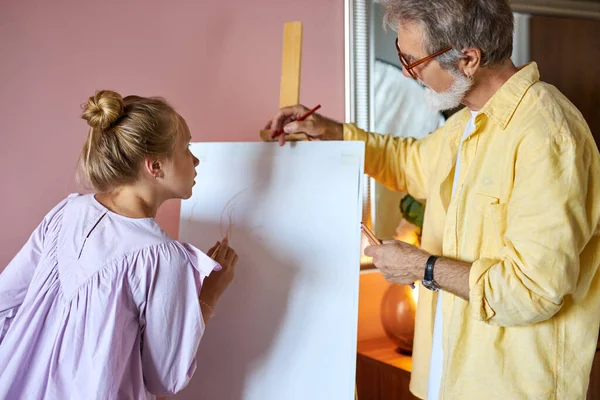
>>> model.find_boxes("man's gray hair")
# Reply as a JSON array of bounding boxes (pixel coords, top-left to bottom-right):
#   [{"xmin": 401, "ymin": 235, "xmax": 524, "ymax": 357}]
[{"xmin": 378, "ymin": 0, "xmax": 514, "ymax": 69}]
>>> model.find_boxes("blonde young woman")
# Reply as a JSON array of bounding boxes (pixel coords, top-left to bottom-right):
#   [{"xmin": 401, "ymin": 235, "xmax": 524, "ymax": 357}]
[{"xmin": 0, "ymin": 90, "xmax": 237, "ymax": 399}]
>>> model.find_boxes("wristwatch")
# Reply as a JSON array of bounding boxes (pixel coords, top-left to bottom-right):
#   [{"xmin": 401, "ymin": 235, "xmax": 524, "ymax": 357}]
[{"xmin": 422, "ymin": 255, "xmax": 440, "ymax": 292}]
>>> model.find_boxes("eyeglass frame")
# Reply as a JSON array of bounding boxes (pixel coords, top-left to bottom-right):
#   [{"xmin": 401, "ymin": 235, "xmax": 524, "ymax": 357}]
[{"xmin": 395, "ymin": 37, "xmax": 453, "ymax": 80}]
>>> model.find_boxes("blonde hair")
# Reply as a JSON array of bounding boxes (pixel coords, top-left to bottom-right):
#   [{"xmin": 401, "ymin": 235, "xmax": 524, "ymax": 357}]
[{"xmin": 79, "ymin": 90, "xmax": 181, "ymax": 192}]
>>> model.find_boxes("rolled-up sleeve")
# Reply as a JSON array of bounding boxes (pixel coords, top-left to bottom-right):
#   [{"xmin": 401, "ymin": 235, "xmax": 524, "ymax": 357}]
[{"xmin": 469, "ymin": 132, "xmax": 594, "ymax": 326}]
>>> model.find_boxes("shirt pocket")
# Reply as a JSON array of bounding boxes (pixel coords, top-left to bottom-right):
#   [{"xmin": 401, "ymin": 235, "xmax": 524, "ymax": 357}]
[{"xmin": 474, "ymin": 193, "xmax": 507, "ymax": 258}]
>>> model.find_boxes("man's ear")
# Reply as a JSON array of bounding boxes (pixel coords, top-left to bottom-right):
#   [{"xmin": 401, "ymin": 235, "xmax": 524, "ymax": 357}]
[
  {"xmin": 459, "ymin": 47, "xmax": 481, "ymax": 78},
  {"xmin": 143, "ymin": 158, "xmax": 164, "ymax": 179}
]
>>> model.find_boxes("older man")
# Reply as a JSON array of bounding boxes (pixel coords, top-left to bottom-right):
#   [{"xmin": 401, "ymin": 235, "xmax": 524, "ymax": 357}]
[{"xmin": 265, "ymin": 0, "xmax": 600, "ymax": 399}]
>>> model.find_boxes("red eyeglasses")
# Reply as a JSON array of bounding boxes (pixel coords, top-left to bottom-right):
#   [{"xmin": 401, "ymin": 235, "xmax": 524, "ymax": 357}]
[{"xmin": 395, "ymin": 37, "xmax": 453, "ymax": 80}]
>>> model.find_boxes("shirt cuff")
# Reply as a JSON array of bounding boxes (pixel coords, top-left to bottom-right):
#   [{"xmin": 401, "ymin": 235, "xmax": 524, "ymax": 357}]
[{"xmin": 343, "ymin": 123, "xmax": 368, "ymax": 142}]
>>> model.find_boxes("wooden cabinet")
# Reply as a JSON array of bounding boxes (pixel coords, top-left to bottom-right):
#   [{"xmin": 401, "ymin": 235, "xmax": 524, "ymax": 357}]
[
  {"xmin": 356, "ymin": 337, "xmax": 417, "ymax": 400},
  {"xmin": 587, "ymin": 340, "xmax": 600, "ymax": 399}
]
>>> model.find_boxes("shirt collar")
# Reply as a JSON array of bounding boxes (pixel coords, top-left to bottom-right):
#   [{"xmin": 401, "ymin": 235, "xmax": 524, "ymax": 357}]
[
  {"xmin": 444, "ymin": 62, "xmax": 541, "ymax": 132},
  {"xmin": 478, "ymin": 62, "xmax": 540, "ymax": 129}
]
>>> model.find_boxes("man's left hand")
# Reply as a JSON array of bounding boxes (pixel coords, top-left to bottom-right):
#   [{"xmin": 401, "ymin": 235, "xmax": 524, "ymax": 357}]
[{"xmin": 364, "ymin": 240, "xmax": 430, "ymax": 285}]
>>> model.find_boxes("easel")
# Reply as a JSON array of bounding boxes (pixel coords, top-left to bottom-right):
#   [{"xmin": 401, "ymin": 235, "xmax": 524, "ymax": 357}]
[
  {"xmin": 261, "ymin": 22, "xmax": 359, "ymax": 400},
  {"xmin": 259, "ymin": 22, "xmax": 311, "ymax": 142}
]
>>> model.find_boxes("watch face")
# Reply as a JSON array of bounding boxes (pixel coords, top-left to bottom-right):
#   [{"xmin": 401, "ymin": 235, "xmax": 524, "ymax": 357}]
[{"xmin": 422, "ymin": 280, "xmax": 440, "ymax": 292}]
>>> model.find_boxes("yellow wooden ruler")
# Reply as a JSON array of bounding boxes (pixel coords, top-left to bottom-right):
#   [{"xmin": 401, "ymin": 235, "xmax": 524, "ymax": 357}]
[{"xmin": 260, "ymin": 21, "xmax": 310, "ymax": 142}]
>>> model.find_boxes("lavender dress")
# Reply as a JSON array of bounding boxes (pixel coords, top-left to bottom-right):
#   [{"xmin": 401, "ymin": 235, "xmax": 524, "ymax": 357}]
[{"xmin": 0, "ymin": 194, "xmax": 219, "ymax": 399}]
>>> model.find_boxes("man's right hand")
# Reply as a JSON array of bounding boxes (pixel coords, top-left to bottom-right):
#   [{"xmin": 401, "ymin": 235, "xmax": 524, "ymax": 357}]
[{"xmin": 264, "ymin": 104, "xmax": 344, "ymax": 146}]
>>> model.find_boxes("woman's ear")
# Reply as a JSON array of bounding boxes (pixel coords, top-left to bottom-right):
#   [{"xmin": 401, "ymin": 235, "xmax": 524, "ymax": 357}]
[{"xmin": 143, "ymin": 158, "xmax": 164, "ymax": 179}]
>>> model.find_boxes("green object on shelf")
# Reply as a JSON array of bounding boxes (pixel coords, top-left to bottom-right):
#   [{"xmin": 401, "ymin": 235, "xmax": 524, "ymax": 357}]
[{"xmin": 399, "ymin": 194, "xmax": 425, "ymax": 229}]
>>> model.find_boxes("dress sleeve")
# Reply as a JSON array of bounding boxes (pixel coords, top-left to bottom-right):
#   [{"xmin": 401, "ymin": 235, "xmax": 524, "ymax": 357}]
[{"xmin": 136, "ymin": 241, "xmax": 220, "ymax": 395}]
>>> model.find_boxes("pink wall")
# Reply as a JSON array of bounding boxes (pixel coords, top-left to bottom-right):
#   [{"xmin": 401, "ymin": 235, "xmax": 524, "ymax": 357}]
[{"xmin": 0, "ymin": 0, "xmax": 345, "ymax": 269}]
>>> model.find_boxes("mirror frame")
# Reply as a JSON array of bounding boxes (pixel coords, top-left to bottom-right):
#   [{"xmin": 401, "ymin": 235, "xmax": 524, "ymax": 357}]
[
  {"xmin": 511, "ymin": 0, "xmax": 600, "ymax": 20},
  {"xmin": 345, "ymin": 0, "xmax": 376, "ymax": 231}
]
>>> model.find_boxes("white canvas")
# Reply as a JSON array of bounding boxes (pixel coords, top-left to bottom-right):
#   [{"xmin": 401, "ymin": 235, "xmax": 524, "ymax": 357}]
[{"xmin": 176, "ymin": 141, "xmax": 364, "ymax": 400}]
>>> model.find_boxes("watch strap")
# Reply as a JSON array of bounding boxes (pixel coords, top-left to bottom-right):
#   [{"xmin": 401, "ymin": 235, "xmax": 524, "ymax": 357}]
[{"xmin": 424, "ymin": 255, "xmax": 439, "ymax": 283}]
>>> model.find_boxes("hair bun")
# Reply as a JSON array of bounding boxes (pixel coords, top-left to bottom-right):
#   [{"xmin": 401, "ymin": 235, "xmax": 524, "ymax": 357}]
[{"xmin": 81, "ymin": 90, "xmax": 125, "ymax": 130}]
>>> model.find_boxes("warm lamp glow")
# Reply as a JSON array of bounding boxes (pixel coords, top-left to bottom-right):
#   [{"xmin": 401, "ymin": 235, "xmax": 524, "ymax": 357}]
[
  {"xmin": 410, "ymin": 283, "xmax": 419, "ymax": 304},
  {"xmin": 394, "ymin": 219, "xmax": 420, "ymax": 247}
]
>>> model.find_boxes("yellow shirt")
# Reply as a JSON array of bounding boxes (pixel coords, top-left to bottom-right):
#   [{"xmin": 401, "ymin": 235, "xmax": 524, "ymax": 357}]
[{"xmin": 345, "ymin": 63, "xmax": 600, "ymax": 399}]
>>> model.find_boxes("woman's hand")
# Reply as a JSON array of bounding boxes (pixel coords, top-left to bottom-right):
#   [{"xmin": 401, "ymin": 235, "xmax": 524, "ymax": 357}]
[{"xmin": 199, "ymin": 238, "xmax": 238, "ymax": 320}]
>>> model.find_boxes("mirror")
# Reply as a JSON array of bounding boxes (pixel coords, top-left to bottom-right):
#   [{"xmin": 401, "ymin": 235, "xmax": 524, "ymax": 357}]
[{"xmin": 345, "ymin": 0, "xmax": 600, "ymax": 269}]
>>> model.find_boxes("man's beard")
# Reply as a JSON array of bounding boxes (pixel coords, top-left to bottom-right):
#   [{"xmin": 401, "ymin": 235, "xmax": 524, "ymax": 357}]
[{"xmin": 422, "ymin": 71, "xmax": 473, "ymax": 111}]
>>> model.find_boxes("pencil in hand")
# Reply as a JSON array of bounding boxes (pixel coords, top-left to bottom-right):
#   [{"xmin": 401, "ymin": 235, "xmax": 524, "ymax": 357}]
[
  {"xmin": 361, "ymin": 223, "xmax": 416, "ymax": 289},
  {"xmin": 271, "ymin": 104, "xmax": 322, "ymax": 139}
]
